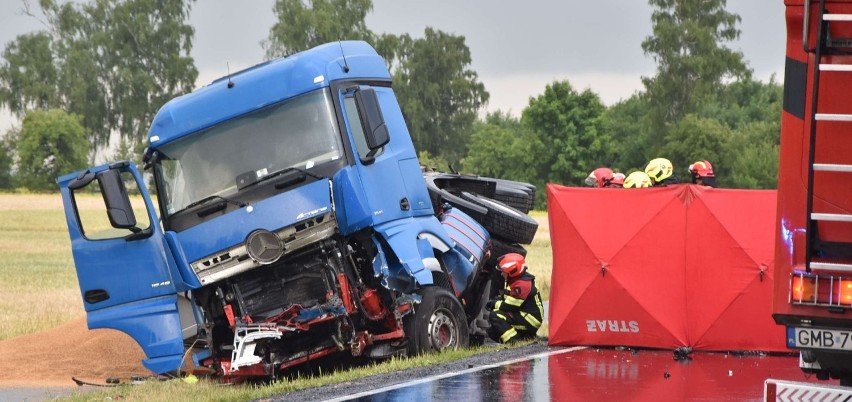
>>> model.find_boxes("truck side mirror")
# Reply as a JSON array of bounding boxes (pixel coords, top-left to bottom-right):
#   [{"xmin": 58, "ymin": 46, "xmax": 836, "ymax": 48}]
[
  {"xmin": 97, "ymin": 168, "xmax": 138, "ymax": 229},
  {"xmin": 354, "ymin": 88, "xmax": 390, "ymax": 154}
]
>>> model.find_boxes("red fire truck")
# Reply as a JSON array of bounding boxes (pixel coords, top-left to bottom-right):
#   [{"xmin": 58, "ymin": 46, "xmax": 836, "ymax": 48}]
[{"xmin": 766, "ymin": 0, "xmax": 852, "ymax": 398}]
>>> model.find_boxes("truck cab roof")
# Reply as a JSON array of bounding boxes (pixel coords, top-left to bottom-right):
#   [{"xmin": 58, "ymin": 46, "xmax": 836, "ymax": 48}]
[{"xmin": 147, "ymin": 40, "xmax": 390, "ymax": 148}]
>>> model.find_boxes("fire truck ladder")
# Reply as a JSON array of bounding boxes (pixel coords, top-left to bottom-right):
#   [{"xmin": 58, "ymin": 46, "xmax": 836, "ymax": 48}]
[{"xmin": 804, "ymin": 0, "xmax": 852, "ymax": 274}]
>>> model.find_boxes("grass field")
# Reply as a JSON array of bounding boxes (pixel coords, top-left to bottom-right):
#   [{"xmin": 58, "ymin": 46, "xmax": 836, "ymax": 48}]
[{"xmin": 0, "ymin": 193, "xmax": 553, "ymax": 341}]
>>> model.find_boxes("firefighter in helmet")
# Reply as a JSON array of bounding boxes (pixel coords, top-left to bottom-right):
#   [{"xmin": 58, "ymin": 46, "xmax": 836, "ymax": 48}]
[
  {"xmin": 610, "ymin": 172, "xmax": 626, "ymax": 188},
  {"xmin": 486, "ymin": 253, "xmax": 544, "ymax": 343},
  {"xmin": 644, "ymin": 157, "xmax": 679, "ymax": 186},
  {"xmin": 585, "ymin": 167, "xmax": 614, "ymax": 188},
  {"xmin": 688, "ymin": 160, "xmax": 717, "ymax": 188},
  {"xmin": 585, "ymin": 167, "xmax": 624, "ymax": 188},
  {"xmin": 623, "ymin": 171, "xmax": 653, "ymax": 188}
]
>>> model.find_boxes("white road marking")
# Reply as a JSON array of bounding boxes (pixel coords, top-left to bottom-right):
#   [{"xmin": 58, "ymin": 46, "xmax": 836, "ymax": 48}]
[{"xmin": 322, "ymin": 346, "xmax": 585, "ymax": 402}]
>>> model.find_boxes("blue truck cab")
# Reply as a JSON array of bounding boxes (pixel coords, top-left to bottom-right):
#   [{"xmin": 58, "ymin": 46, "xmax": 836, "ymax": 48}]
[{"xmin": 57, "ymin": 41, "xmax": 493, "ymax": 380}]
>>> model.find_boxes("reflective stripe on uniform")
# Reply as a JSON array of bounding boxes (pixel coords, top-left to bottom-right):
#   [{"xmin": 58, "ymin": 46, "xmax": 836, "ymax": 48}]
[
  {"xmin": 520, "ymin": 311, "xmax": 541, "ymax": 328},
  {"xmin": 494, "ymin": 301, "xmax": 503, "ymax": 311},
  {"xmin": 504, "ymin": 295, "xmax": 524, "ymax": 307},
  {"xmin": 500, "ymin": 327, "xmax": 518, "ymax": 343}
]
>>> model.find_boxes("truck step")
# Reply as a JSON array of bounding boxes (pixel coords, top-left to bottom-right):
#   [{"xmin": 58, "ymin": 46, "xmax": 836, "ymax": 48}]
[
  {"xmin": 815, "ymin": 113, "xmax": 852, "ymax": 121},
  {"xmin": 811, "ymin": 213, "xmax": 852, "ymax": 222},
  {"xmin": 813, "ymin": 163, "xmax": 852, "ymax": 172},
  {"xmin": 820, "ymin": 63, "xmax": 852, "ymax": 71},
  {"xmin": 823, "ymin": 14, "xmax": 852, "ymax": 21},
  {"xmin": 808, "ymin": 261, "xmax": 852, "ymax": 272}
]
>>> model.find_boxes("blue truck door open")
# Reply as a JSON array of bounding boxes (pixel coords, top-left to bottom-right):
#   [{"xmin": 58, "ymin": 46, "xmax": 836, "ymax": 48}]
[{"xmin": 58, "ymin": 162, "xmax": 188, "ymax": 374}]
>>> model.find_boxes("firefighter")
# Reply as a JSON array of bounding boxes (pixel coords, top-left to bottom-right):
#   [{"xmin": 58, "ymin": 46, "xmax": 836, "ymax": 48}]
[
  {"xmin": 610, "ymin": 172, "xmax": 625, "ymax": 188},
  {"xmin": 644, "ymin": 157, "xmax": 679, "ymax": 186},
  {"xmin": 486, "ymin": 253, "xmax": 544, "ymax": 343},
  {"xmin": 585, "ymin": 167, "xmax": 624, "ymax": 188},
  {"xmin": 623, "ymin": 171, "xmax": 653, "ymax": 188},
  {"xmin": 688, "ymin": 160, "xmax": 717, "ymax": 187},
  {"xmin": 585, "ymin": 167, "xmax": 614, "ymax": 188}
]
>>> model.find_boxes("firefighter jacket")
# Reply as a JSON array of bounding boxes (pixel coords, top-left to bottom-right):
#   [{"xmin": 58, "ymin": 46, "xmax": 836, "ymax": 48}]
[{"xmin": 493, "ymin": 271, "xmax": 544, "ymax": 329}]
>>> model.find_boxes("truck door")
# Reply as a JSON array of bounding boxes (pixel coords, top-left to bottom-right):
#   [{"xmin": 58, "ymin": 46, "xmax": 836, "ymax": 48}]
[
  {"xmin": 339, "ymin": 85, "xmax": 433, "ymax": 225},
  {"xmin": 58, "ymin": 161, "xmax": 189, "ymax": 374}
]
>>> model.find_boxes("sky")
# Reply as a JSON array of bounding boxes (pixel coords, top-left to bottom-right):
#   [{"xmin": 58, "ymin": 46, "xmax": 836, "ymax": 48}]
[{"xmin": 0, "ymin": 0, "xmax": 786, "ymax": 134}]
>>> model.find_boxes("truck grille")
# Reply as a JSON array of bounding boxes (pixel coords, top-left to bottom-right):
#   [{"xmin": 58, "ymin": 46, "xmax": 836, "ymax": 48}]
[{"xmin": 190, "ymin": 213, "xmax": 337, "ymax": 285}]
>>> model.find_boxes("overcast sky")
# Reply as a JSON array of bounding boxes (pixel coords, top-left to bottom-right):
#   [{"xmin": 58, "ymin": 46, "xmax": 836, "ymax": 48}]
[{"xmin": 0, "ymin": 0, "xmax": 785, "ymax": 133}]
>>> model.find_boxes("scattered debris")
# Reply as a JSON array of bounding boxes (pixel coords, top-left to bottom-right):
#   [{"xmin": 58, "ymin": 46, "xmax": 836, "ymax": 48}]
[{"xmin": 673, "ymin": 347, "xmax": 693, "ymax": 361}]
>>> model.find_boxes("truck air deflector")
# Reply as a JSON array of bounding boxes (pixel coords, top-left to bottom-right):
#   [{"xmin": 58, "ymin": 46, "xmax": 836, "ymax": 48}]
[
  {"xmin": 87, "ymin": 295, "xmax": 186, "ymax": 374},
  {"xmin": 149, "ymin": 41, "xmax": 389, "ymax": 146},
  {"xmin": 175, "ymin": 179, "xmax": 332, "ymax": 263}
]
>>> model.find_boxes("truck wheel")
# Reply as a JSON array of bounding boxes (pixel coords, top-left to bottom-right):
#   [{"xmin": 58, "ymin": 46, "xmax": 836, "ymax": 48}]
[
  {"xmin": 491, "ymin": 179, "xmax": 536, "ymax": 213},
  {"xmin": 404, "ymin": 286, "xmax": 469, "ymax": 355},
  {"xmin": 461, "ymin": 192, "xmax": 538, "ymax": 244},
  {"xmin": 488, "ymin": 238, "xmax": 527, "ymax": 267},
  {"xmin": 490, "ymin": 183, "xmax": 533, "ymax": 214},
  {"xmin": 423, "ymin": 173, "xmax": 488, "ymax": 219}
]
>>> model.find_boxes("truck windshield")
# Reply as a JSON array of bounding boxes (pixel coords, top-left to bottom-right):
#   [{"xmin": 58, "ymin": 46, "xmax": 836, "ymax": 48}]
[{"xmin": 155, "ymin": 88, "xmax": 343, "ymax": 216}]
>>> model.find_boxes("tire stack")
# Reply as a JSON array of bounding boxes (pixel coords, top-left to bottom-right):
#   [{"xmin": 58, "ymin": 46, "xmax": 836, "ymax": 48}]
[{"xmin": 423, "ymin": 172, "xmax": 538, "ymax": 267}]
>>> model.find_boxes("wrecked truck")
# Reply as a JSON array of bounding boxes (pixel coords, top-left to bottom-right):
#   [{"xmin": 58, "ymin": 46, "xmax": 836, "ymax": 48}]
[{"xmin": 57, "ymin": 41, "xmax": 537, "ymax": 381}]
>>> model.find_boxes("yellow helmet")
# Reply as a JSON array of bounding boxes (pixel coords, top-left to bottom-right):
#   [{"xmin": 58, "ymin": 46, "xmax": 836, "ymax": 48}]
[
  {"xmin": 624, "ymin": 171, "xmax": 653, "ymax": 188},
  {"xmin": 645, "ymin": 158, "xmax": 674, "ymax": 182}
]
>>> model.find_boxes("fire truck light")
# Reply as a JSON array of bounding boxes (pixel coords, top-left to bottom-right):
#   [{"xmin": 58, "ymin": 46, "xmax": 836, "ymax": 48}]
[
  {"xmin": 792, "ymin": 276, "xmax": 815, "ymax": 302},
  {"xmin": 839, "ymin": 280, "xmax": 852, "ymax": 305}
]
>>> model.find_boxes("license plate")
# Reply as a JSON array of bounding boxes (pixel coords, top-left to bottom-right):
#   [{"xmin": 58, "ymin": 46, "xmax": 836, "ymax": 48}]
[{"xmin": 788, "ymin": 327, "xmax": 852, "ymax": 351}]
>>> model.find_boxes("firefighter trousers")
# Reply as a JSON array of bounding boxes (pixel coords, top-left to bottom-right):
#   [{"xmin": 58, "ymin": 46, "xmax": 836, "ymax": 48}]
[{"xmin": 486, "ymin": 310, "xmax": 539, "ymax": 343}]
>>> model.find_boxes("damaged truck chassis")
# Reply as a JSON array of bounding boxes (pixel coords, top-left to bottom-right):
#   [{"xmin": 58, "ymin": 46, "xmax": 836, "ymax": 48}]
[{"xmin": 58, "ymin": 41, "xmax": 536, "ymax": 382}]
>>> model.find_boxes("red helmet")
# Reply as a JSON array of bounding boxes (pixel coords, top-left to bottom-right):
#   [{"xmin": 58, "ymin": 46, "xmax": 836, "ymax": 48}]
[
  {"xmin": 585, "ymin": 167, "xmax": 614, "ymax": 188},
  {"xmin": 608, "ymin": 172, "xmax": 625, "ymax": 187},
  {"xmin": 688, "ymin": 160, "xmax": 715, "ymax": 178},
  {"xmin": 498, "ymin": 253, "xmax": 526, "ymax": 278}
]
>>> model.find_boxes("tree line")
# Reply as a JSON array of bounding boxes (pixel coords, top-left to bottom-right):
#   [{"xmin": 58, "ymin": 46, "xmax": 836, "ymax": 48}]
[{"xmin": 0, "ymin": 0, "xmax": 781, "ymax": 206}]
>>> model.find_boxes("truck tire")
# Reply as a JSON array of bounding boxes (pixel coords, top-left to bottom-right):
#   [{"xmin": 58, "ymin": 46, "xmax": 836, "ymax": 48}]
[
  {"xmin": 423, "ymin": 173, "xmax": 488, "ymax": 220},
  {"xmin": 490, "ymin": 183, "xmax": 533, "ymax": 213},
  {"xmin": 460, "ymin": 192, "xmax": 538, "ymax": 244},
  {"xmin": 427, "ymin": 173, "xmax": 536, "ymax": 214},
  {"xmin": 487, "ymin": 238, "xmax": 528, "ymax": 268},
  {"xmin": 404, "ymin": 286, "xmax": 469, "ymax": 356}
]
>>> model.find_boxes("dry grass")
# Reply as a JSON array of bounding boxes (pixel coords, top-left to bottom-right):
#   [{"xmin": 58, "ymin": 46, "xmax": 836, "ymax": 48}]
[
  {"xmin": 524, "ymin": 210, "xmax": 552, "ymax": 300},
  {"xmin": 0, "ymin": 195, "xmax": 84, "ymax": 340},
  {"xmin": 0, "ymin": 193, "xmax": 553, "ymax": 341}
]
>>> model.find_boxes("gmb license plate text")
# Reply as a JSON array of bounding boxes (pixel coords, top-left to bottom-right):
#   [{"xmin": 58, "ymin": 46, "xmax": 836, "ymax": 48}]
[{"xmin": 790, "ymin": 327, "xmax": 852, "ymax": 350}]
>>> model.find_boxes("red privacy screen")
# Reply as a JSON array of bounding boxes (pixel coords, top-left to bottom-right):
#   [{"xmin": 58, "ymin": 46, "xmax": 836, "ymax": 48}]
[{"xmin": 547, "ymin": 183, "xmax": 785, "ymax": 352}]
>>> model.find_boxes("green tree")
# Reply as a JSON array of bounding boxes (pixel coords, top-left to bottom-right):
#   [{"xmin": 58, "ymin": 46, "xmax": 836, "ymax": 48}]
[
  {"xmin": 464, "ymin": 112, "xmax": 533, "ymax": 181},
  {"xmin": 0, "ymin": 32, "xmax": 57, "ymax": 112},
  {"xmin": 263, "ymin": 0, "xmax": 375, "ymax": 58},
  {"xmin": 641, "ymin": 0, "xmax": 749, "ymax": 145},
  {"xmin": 522, "ymin": 80, "xmax": 611, "ymax": 207},
  {"xmin": 15, "ymin": 109, "xmax": 88, "ymax": 191},
  {"xmin": 601, "ymin": 94, "xmax": 653, "ymax": 172},
  {"xmin": 724, "ymin": 121, "xmax": 779, "ymax": 189},
  {"xmin": 0, "ymin": 138, "xmax": 12, "ymax": 189},
  {"xmin": 0, "ymin": 0, "xmax": 198, "ymax": 160},
  {"xmin": 702, "ymin": 76, "xmax": 783, "ymax": 130},
  {"xmin": 659, "ymin": 114, "xmax": 732, "ymax": 184},
  {"xmin": 390, "ymin": 28, "xmax": 489, "ymax": 166}
]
